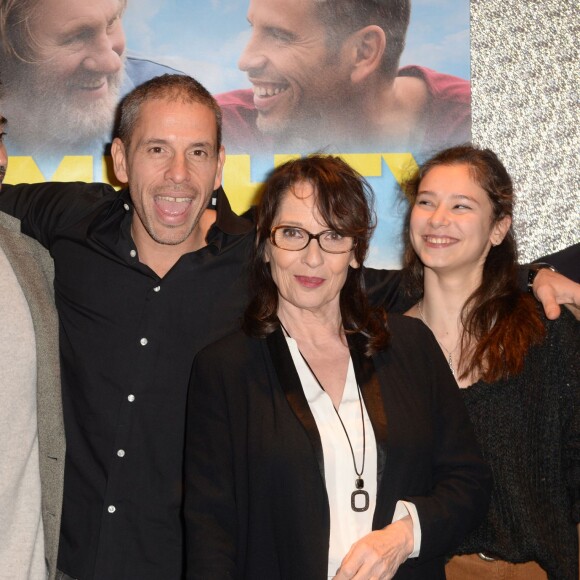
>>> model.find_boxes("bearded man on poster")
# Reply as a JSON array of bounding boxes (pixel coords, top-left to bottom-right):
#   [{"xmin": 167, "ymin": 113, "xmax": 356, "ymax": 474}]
[{"xmin": 0, "ymin": 0, "xmax": 181, "ymax": 168}]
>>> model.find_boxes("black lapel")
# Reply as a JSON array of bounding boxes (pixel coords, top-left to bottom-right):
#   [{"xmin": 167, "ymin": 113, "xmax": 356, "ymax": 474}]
[
  {"xmin": 347, "ymin": 334, "xmax": 388, "ymax": 494},
  {"xmin": 266, "ymin": 328, "xmax": 326, "ymax": 484}
]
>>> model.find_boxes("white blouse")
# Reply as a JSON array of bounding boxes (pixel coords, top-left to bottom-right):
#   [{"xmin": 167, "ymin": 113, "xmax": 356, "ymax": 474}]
[
  {"xmin": 285, "ymin": 337, "xmax": 421, "ymax": 578},
  {"xmin": 286, "ymin": 337, "xmax": 377, "ymax": 577}
]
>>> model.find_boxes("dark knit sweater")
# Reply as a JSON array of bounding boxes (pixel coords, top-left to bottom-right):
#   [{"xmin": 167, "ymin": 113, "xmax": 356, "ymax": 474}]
[{"xmin": 453, "ymin": 307, "xmax": 580, "ymax": 579}]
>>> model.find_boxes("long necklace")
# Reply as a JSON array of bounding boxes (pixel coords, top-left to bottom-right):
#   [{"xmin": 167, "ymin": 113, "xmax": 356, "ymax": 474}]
[
  {"xmin": 280, "ymin": 323, "xmax": 369, "ymax": 512},
  {"xmin": 417, "ymin": 300, "xmax": 459, "ymax": 376}
]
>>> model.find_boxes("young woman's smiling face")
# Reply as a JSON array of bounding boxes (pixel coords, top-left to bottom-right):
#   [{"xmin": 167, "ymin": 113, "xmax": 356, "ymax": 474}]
[{"xmin": 410, "ymin": 163, "xmax": 510, "ymax": 276}]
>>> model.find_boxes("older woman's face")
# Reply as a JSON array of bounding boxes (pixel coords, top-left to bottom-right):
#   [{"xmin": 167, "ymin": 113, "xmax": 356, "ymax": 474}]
[{"xmin": 265, "ymin": 181, "xmax": 358, "ymax": 318}]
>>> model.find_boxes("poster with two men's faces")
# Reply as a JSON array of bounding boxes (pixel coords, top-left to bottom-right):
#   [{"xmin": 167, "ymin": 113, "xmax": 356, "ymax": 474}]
[{"xmin": 1, "ymin": 0, "xmax": 470, "ymax": 267}]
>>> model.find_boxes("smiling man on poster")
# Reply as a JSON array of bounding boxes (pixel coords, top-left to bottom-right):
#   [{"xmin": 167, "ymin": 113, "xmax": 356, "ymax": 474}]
[{"xmin": 217, "ymin": 0, "xmax": 470, "ymax": 157}]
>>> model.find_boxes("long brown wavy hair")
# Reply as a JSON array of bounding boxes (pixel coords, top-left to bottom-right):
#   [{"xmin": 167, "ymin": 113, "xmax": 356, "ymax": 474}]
[
  {"xmin": 402, "ymin": 145, "xmax": 545, "ymax": 382},
  {"xmin": 243, "ymin": 155, "xmax": 389, "ymax": 356}
]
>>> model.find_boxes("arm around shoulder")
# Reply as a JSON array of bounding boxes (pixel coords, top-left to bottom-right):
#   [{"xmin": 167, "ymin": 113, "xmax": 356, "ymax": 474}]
[
  {"xmin": 0, "ymin": 181, "xmax": 116, "ymax": 247},
  {"xmin": 532, "ymin": 268, "xmax": 580, "ymax": 320},
  {"xmin": 363, "ymin": 267, "xmax": 407, "ymax": 312}
]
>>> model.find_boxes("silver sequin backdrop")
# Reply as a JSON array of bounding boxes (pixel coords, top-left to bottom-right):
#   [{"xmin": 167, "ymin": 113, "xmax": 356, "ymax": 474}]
[{"xmin": 471, "ymin": 0, "xmax": 579, "ymax": 261}]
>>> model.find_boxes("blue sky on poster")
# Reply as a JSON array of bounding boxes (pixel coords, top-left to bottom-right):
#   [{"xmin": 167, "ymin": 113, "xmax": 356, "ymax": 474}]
[{"xmin": 124, "ymin": 0, "xmax": 470, "ymax": 95}]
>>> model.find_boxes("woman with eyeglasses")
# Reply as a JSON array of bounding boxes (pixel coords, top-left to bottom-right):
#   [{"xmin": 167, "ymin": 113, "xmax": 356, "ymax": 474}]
[{"xmin": 184, "ymin": 155, "xmax": 490, "ymax": 579}]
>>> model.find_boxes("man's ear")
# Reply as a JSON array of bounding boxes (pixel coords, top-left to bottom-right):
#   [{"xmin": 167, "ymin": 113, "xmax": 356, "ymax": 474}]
[
  {"xmin": 348, "ymin": 25, "xmax": 386, "ymax": 85},
  {"xmin": 491, "ymin": 215, "xmax": 512, "ymax": 246},
  {"xmin": 213, "ymin": 145, "xmax": 226, "ymax": 190},
  {"xmin": 111, "ymin": 138, "xmax": 129, "ymax": 184}
]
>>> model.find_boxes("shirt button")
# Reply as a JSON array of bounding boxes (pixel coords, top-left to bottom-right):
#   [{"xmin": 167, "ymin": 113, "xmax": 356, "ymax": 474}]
[
  {"xmin": 123, "ymin": 203, "xmax": 130, "ymax": 211},
  {"xmin": 117, "ymin": 449, "xmax": 125, "ymax": 458},
  {"xmin": 130, "ymin": 249, "xmax": 137, "ymax": 258},
  {"xmin": 140, "ymin": 338, "xmax": 148, "ymax": 346},
  {"xmin": 128, "ymin": 394, "xmax": 135, "ymax": 402},
  {"xmin": 108, "ymin": 505, "xmax": 116, "ymax": 514},
  {"xmin": 153, "ymin": 286, "xmax": 161, "ymax": 292}
]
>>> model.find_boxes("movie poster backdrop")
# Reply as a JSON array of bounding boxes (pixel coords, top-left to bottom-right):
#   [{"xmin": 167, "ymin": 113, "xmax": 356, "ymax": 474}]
[{"xmin": 3, "ymin": 0, "xmax": 470, "ymax": 268}]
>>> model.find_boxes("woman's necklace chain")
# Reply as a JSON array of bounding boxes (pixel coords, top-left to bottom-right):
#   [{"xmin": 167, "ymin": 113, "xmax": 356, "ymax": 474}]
[
  {"xmin": 417, "ymin": 300, "xmax": 459, "ymax": 376},
  {"xmin": 280, "ymin": 322, "xmax": 369, "ymax": 512}
]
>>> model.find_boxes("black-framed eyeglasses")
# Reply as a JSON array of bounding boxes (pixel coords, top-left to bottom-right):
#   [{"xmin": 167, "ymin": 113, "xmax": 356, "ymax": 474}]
[{"xmin": 270, "ymin": 225, "xmax": 355, "ymax": 254}]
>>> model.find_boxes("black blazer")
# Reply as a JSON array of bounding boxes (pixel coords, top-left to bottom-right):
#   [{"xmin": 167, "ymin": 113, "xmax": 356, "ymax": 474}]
[{"xmin": 184, "ymin": 314, "xmax": 490, "ymax": 579}]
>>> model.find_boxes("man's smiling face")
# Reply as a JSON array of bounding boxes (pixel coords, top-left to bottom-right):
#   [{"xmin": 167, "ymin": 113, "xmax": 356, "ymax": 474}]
[
  {"xmin": 112, "ymin": 98, "xmax": 225, "ymax": 253},
  {"xmin": 238, "ymin": 0, "xmax": 352, "ymax": 139}
]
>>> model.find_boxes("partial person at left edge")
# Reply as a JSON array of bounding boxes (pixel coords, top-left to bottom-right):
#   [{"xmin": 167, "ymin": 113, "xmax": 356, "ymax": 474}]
[
  {"xmin": 0, "ymin": 74, "xmax": 255, "ymax": 580},
  {"xmin": 0, "ymin": 115, "xmax": 65, "ymax": 580},
  {"xmin": 0, "ymin": 0, "xmax": 182, "ymax": 178}
]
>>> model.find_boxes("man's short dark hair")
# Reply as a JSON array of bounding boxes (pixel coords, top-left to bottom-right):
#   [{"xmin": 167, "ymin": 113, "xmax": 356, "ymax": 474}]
[
  {"xmin": 314, "ymin": 0, "xmax": 411, "ymax": 78},
  {"xmin": 117, "ymin": 74, "xmax": 223, "ymax": 152}
]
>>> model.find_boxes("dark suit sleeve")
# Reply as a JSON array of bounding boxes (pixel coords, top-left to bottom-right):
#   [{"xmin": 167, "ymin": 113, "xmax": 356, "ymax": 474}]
[
  {"xmin": 184, "ymin": 349, "xmax": 237, "ymax": 580},
  {"xmin": 514, "ymin": 243, "xmax": 580, "ymax": 291},
  {"xmin": 363, "ymin": 267, "xmax": 414, "ymax": 312},
  {"xmin": 403, "ymin": 325, "xmax": 492, "ymax": 563},
  {"xmin": 535, "ymin": 244, "xmax": 580, "ymax": 283},
  {"xmin": 0, "ymin": 182, "xmax": 113, "ymax": 248},
  {"xmin": 363, "ymin": 243, "xmax": 580, "ymax": 312}
]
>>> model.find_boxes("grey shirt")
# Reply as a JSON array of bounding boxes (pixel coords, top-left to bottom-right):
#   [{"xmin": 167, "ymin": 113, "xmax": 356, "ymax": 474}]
[{"xmin": 0, "ymin": 245, "xmax": 46, "ymax": 580}]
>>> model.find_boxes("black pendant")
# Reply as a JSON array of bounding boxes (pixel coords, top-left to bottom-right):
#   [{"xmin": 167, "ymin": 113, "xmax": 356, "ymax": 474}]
[{"xmin": 351, "ymin": 489, "xmax": 369, "ymax": 512}]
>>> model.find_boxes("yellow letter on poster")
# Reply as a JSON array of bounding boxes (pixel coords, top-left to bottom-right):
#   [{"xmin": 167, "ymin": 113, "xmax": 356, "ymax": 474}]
[
  {"xmin": 5, "ymin": 157, "xmax": 46, "ymax": 184},
  {"xmin": 5, "ymin": 155, "xmax": 94, "ymax": 184},
  {"xmin": 222, "ymin": 155, "xmax": 262, "ymax": 215}
]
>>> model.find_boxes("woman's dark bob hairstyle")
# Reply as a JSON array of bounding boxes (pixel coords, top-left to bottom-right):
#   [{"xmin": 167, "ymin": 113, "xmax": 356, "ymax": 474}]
[{"xmin": 243, "ymin": 154, "xmax": 389, "ymax": 356}]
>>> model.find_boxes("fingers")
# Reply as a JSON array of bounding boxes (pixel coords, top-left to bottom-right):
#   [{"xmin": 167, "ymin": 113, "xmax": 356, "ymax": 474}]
[
  {"xmin": 573, "ymin": 286, "xmax": 580, "ymax": 308},
  {"xmin": 533, "ymin": 274, "xmax": 561, "ymax": 319},
  {"xmin": 564, "ymin": 303, "xmax": 580, "ymax": 320},
  {"xmin": 533, "ymin": 269, "xmax": 580, "ymax": 320},
  {"xmin": 336, "ymin": 531, "xmax": 407, "ymax": 579},
  {"xmin": 543, "ymin": 299, "xmax": 562, "ymax": 320},
  {"xmin": 535, "ymin": 285, "xmax": 561, "ymax": 319}
]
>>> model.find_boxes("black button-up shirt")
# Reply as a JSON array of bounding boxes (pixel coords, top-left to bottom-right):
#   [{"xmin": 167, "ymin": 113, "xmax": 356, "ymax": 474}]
[{"xmin": 1, "ymin": 183, "xmax": 255, "ymax": 579}]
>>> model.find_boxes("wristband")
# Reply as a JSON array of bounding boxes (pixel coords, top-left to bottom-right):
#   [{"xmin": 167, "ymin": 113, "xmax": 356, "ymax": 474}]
[{"xmin": 527, "ymin": 262, "xmax": 558, "ymax": 292}]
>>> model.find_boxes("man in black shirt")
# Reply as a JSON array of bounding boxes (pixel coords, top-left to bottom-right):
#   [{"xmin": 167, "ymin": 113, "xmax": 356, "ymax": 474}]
[
  {"xmin": 0, "ymin": 75, "xmax": 258, "ymax": 580},
  {"xmin": 1, "ymin": 75, "xmax": 578, "ymax": 580}
]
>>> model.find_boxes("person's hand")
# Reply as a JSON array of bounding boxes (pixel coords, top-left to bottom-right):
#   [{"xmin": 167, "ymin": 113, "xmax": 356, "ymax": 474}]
[
  {"xmin": 533, "ymin": 269, "xmax": 580, "ymax": 320},
  {"xmin": 565, "ymin": 303, "xmax": 580, "ymax": 320},
  {"xmin": 334, "ymin": 516, "xmax": 414, "ymax": 579}
]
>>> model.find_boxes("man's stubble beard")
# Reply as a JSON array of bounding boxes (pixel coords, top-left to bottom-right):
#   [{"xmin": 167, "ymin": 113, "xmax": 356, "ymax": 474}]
[
  {"xmin": 256, "ymin": 107, "xmax": 325, "ymax": 151},
  {"xmin": 0, "ymin": 54, "xmax": 125, "ymax": 155},
  {"xmin": 134, "ymin": 182, "xmax": 207, "ymax": 247}
]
